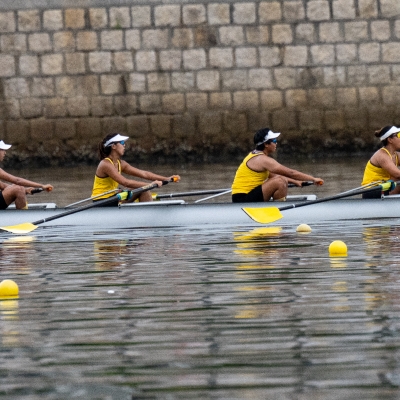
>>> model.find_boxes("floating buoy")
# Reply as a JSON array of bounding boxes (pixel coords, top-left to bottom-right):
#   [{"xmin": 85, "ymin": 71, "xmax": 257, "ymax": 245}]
[
  {"xmin": 329, "ymin": 240, "xmax": 347, "ymax": 256},
  {"xmin": 296, "ymin": 223, "xmax": 312, "ymax": 233},
  {"xmin": 0, "ymin": 280, "xmax": 19, "ymax": 297}
]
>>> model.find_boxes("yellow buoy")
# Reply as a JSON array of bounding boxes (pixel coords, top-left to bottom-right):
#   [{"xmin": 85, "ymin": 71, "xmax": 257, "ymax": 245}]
[
  {"xmin": 296, "ymin": 223, "xmax": 312, "ymax": 233},
  {"xmin": 329, "ymin": 240, "xmax": 347, "ymax": 256},
  {"xmin": 0, "ymin": 280, "xmax": 19, "ymax": 297}
]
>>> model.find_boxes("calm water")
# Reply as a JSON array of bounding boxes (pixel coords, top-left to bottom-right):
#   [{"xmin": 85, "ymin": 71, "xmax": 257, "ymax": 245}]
[{"xmin": 2, "ymin": 157, "xmax": 400, "ymax": 400}]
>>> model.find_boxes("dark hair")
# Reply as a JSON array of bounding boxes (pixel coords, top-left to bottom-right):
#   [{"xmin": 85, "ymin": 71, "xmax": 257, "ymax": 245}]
[
  {"xmin": 375, "ymin": 126, "xmax": 393, "ymax": 146},
  {"xmin": 98, "ymin": 133, "xmax": 118, "ymax": 160},
  {"xmin": 254, "ymin": 127, "xmax": 271, "ymax": 151}
]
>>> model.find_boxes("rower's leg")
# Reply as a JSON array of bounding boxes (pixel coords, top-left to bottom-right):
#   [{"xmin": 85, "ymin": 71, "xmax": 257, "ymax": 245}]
[
  {"xmin": 2, "ymin": 185, "xmax": 28, "ymax": 209},
  {"xmin": 261, "ymin": 176, "xmax": 288, "ymax": 201}
]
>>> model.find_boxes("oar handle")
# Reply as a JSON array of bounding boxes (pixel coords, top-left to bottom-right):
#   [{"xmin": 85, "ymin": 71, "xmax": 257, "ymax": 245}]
[
  {"xmin": 288, "ymin": 181, "xmax": 315, "ymax": 188},
  {"xmin": 31, "ymin": 188, "xmax": 43, "ymax": 194}
]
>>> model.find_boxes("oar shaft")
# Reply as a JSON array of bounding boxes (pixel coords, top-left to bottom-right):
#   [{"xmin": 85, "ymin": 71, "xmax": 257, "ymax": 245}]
[{"xmin": 155, "ymin": 188, "xmax": 231, "ymax": 199}]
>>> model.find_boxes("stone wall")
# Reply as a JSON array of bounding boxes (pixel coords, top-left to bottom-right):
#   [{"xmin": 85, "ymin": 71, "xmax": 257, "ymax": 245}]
[{"xmin": 1, "ymin": 0, "xmax": 400, "ymax": 165}]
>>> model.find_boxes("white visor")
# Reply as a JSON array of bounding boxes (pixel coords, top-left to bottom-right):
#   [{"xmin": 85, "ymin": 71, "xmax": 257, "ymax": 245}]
[
  {"xmin": 0, "ymin": 140, "xmax": 11, "ymax": 150},
  {"xmin": 256, "ymin": 130, "xmax": 281, "ymax": 146},
  {"xmin": 104, "ymin": 134, "xmax": 129, "ymax": 147},
  {"xmin": 380, "ymin": 126, "xmax": 400, "ymax": 141}
]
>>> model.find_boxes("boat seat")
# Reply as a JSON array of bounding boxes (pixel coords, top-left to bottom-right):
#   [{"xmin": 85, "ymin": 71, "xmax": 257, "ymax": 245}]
[
  {"xmin": 121, "ymin": 200, "xmax": 186, "ymax": 207},
  {"xmin": 7, "ymin": 203, "xmax": 57, "ymax": 209}
]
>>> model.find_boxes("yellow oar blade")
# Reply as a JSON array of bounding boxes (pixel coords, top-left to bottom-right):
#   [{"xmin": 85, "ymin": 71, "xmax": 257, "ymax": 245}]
[
  {"xmin": 242, "ymin": 207, "xmax": 283, "ymax": 224},
  {"xmin": 0, "ymin": 223, "xmax": 38, "ymax": 234}
]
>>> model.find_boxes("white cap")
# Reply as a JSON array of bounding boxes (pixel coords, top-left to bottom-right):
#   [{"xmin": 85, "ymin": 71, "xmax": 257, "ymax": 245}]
[
  {"xmin": 380, "ymin": 126, "xmax": 400, "ymax": 141},
  {"xmin": 104, "ymin": 134, "xmax": 129, "ymax": 147},
  {"xmin": 0, "ymin": 140, "xmax": 11, "ymax": 150},
  {"xmin": 255, "ymin": 130, "xmax": 281, "ymax": 146}
]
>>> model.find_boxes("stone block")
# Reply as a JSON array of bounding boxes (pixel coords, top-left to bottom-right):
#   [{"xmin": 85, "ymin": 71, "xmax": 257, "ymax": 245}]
[
  {"xmin": 249, "ymin": 69, "xmax": 273, "ymax": 89},
  {"xmin": 55, "ymin": 119, "xmax": 76, "ymax": 140},
  {"xmin": 171, "ymin": 28, "xmax": 194, "ymax": 48},
  {"xmin": 67, "ymin": 97, "xmax": 90, "ymax": 117},
  {"xmin": 344, "ymin": 21, "xmax": 368, "ymax": 41},
  {"xmin": 359, "ymin": 43, "xmax": 380, "ymax": 63},
  {"xmin": 89, "ymin": 52, "xmax": 112, "ymax": 73},
  {"xmin": 0, "ymin": 12, "xmax": 16, "ymax": 33},
  {"xmin": 91, "ymin": 96, "xmax": 113, "ymax": 116},
  {"xmin": 324, "ymin": 110, "xmax": 345, "ymax": 130},
  {"xmin": 198, "ymin": 112, "xmax": 222, "ymax": 135},
  {"xmin": 284, "ymin": 46, "xmax": 308, "ymax": 66},
  {"xmin": 333, "ymin": 0, "xmax": 356, "ymax": 19},
  {"xmin": 186, "ymin": 93, "xmax": 208, "ymax": 111},
  {"xmin": 1, "ymin": 34, "xmax": 27, "ymax": 53},
  {"xmin": 233, "ymin": 90, "xmax": 259, "ymax": 110},
  {"xmin": 0, "ymin": 55, "xmax": 15, "ymax": 77},
  {"xmin": 183, "ymin": 4, "xmax": 206, "ymax": 25},
  {"xmin": 125, "ymin": 29, "xmax": 140, "ymax": 50},
  {"xmin": 43, "ymin": 10, "xmax": 63, "ymax": 31},
  {"xmin": 207, "ymin": 4, "xmax": 230, "ymax": 25},
  {"xmin": 41, "ymin": 54, "xmax": 63, "ymax": 75},
  {"xmin": 235, "ymin": 47, "xmax": 257, "ymax": 67},
  {"xmin": 135, "ymin": 51, "xmax": 157, "ymax": 71},
  {"xmin": 65, "ymin": 9, "xmax": 86, "ymax": 30},
  {"xmin": 295, "ymin": 23, "xmax": 315, "ymax": 42},
  {"xmin": 127, "ymin": 115, "xmax": 149, "ymax": 138},
  {"xmin": 2, "ymin": 99, "xmax": 20, "ymax": 119},
  {"xmin": 76, "ymin": 118, "xmax": 102, "ymax": 139},
  {"xmin": 283, "ymin": 1, "xmax": 305, "ymax": 21},
  {"xmin": 233, "ymin": 3, "xmax": 256, "ymax": 24},
  {"xmin": 55, "ymin": 76, "xmax": 77, "ymax": 97},
  {"xmin": 77, "ymin": 31, "xmax": 98, "ymax": 50},
  {"xmin": 89, "ymin": 8, "xmax": 108, "ymax": 29},
  {"xmin": 222, "ymin": 70, "xmax": 248, "ymax": 90},
  {"xmin": 128, "ymin": 73, "xmax": 146, "ymax": 93},
  {"xmin": 148, "ymin": 72, "xmax": 171, "ymax": 92},
  {"xmin": 210, "ymin": 92, "xmax": 232, "ymax": 109},
  {"xmin": 100, "ymin": 74, "xmax": 123, "ymax": 95},
  {"xmin": 285, "ymin": 89, "xmax": 308, "ymax": 109},
  {"xmin": 114, "ymin": 95, "xmax": 138, "ymax": 116},
  {"xmin": 347, "ymin": 65, "xmax": 367, "ymax": 85},
  {"xmin": 139, "ymin": 94, "xmax": 162, "ymax": 113},
  {"xmin": 131, "ymin": 6, "xmax": 151, "ymax": 27},
  {"xmin": 336, "ymin": 44, "xmax": 357, "ymax": 64},
  {"xmin": 161, "ymin": 93, "xmax": 186, "ymax": 114},
  {"xmin": 344, "ymin": 107, "xmax": 368, "ymax": 129},
  {"xmin": 65, "ymin": 53, "xmax": 86, "ymax": 74},
  {"xmin": 309, "ymin": 88, "xmax": 336, "ymax": 108},
  {"xmin": 142, "ymin": 29, "xmax": 169, "ymax": 49},
  {"xmin": 183, "ymin": 49, "xmax": 206, "ymax": 70},
  {"xmin": 160, "ymin": 50, "xmax": 182, "ymax": 71},
  {"xmin": 272, "ymin": 110, "xmax": 297, "ymax": 130},
  {"xmin": 219, "ymin": 26, "xmax": 244, "ymax": 46},
  {"xmin": 259, "ymin": 46, "xmax": 281, "ymax": 67},
  {"xmin": 20, "ymin": 98, "xmax": 42, "ymax": 118},
  {"xmin": 110, "ymin": 7, "xmax": 131, "ymax": 28},
  {"xmin": 19, "ymin": 55, "xmax": 39, "ymax": 76},
  {"xmin": 246, "ymin": 26, "xmax": 269, "ymax": 44},
  {"xmin": 223, "ymin": 111, "xmax": 247, "ymax": 135},
  {"xmin": 4, "ymin": 78, "xmax": 29, "ymax": 98},
  {"xmin": 196, "ymin": 70, "xmax": 220, "ymax": 91},
  {"xmin": 310, "ymin": 45, "xmax": 335, "ymax": 65},
  {"xmin": 299, "ymin": 110, "xmax": 323, "ymax": 130},
  {"xmin": 272, "ymin": 24, "xmax": 293, "ymax": 44},
  {"xmin": 260, "ymin": 90, "xmax": 283, "ymax": 110},
  {"xmin": 336, "ymin": 88, "xmax": 357, "ymax": 106},
  {"xmin": 54, "ymin": 31, "xmax": 75, "ymax": 52},
  {"xmin": 380, "ymin": 0, "xmax": 400, "ymax": 18},
  {"xmin": 209, "ymin": 48, "xmax": 233, "ymax": 68},
  {"xmin": 44, "ymin": 98, "xmax": 67, "ymax": 117},
  {"xmin": 248, "ymin": 111, "xmax": 271, "ymax": 132},
  {"xmin": 30, "ymin": 118, "xmax": 54, "ymax": 141},
  {"xmin": 259, "ymin": 2, "xmax": 282, "ymax": 22},
  {"xmin": 155, "ymin": 5, "xmax": 181, "ymax": 27},
  {"xmin": 171, "ymin": 72, "xmax": 195, "ymax": 91},
  {"xmin": 32, "ymin": 77, "xmax": 54, "ymax": 97},
  {"xmin": 101, "ymin": 30, "xmax": 123, "ymax": 50},
  {"xmin": 358, "ymin": 0, "xmax": 378, "ymax": 18},
  {"xmin": 194, "ymin": 26, "xmax": 218, "ymax": 47},
  {"xmin": 114, "ymin": 52, "xmax": 134, "ymax": 71},
  {"xmin": 359, "ymin": 87, "xmax": 380, "ymax": 104},
  {"xmin": 101, "ymin": 117, "xmax": 127, "ymax": 136},
  {"xmin": 368, "ymin": 65, "xmax": 390, "ymax": 84},
  {"xmin": 173, "ymin": 114, "xmax": 196, "ymax": 138},
  {"xmin": 150, "ymin": 115, "xmax": 171, "ymax": 139},
  {"xmin": 18, "ymin": 10, "xmax": 40, "ymax": 32},
  {"xmin": 319, "ymin": 22, "xmax": 343, "ymax": 43},
  {"xmin": 6, "ymin": 120, "xmax": 30, "ymax": 144},
  {"xmin": 28, "ymin": 33, "xmax": 51, "ymax": 52},
  {"xmin": 371, "ymin": 20, "xmax": 390, "ymax": 41},
  {"xmin": 306, "ymin": 1, "xmax": 330, "ymax": 21},
  {"xmin": 382, "ymin": 43, "xmax": 400, "ymax": 62}
]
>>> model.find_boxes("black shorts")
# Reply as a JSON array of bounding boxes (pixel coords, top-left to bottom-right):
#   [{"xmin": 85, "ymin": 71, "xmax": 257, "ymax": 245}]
[
  {"xmin": 232, "ymin": 185, "xmax": 264, "ymax": 203},
  {"xmin": 93, "ymin": 196, "xmax": 119, "ymax": 207},
  {"xmin": 0, "ymin": 192, "xmax": 8, "ymax": 210},
  {"xmin": 362, "ymin": 188, "xmax": 389, "ymax": 199}
]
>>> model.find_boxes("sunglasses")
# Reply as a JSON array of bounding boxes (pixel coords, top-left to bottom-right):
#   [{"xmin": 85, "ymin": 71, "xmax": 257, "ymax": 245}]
[{"xmin": 266, "ymin": 139, "xmax": 277, "ymax": 144}]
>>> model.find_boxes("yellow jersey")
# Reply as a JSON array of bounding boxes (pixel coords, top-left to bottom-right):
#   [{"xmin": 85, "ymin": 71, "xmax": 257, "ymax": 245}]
[
  {"xmin": 232, "ymin": 152, "xmax": 270, "ymax": 194},
  {"xmin": 91, "ymin": 158, "xmax": 121, "ymax": 199},
  {"xmin": 361, "ymin": 148, "xmax": 398, "ymax": 185}
]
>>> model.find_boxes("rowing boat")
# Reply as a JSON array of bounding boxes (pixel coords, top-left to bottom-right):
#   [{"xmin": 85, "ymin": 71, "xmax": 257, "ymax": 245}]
[{"xmin": 1, "ymin": 193, "xmax": 399, "ymax": 231}]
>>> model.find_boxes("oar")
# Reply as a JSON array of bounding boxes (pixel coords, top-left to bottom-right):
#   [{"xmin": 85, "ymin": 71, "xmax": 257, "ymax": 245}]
[
  {"xmin": 0, "ymin": 181, "xmax": 167, "ymax": 234},
  {"xmin": 65, "ymin": 189, "xmax": 121, "ymax": 208},
  {"xmin": 153, "ymin": 188, "xmax": 231, "ymax": 200},
  {"xmin": 243, "ymin": 181, "xmax": 395, "ymax": 224}
]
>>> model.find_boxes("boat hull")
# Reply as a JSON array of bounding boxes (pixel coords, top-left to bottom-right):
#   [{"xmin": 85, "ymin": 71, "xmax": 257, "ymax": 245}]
[{"xmin": 0, "ymin": 197, "xmax": 399, "ymax": 231}]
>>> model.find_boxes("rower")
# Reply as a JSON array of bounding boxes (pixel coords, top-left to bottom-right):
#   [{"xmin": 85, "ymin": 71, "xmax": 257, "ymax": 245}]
[
  {"xmin": 231, "ymin": 128, "xmax": 324, "ymax": 203},
  {"xmin": 92, "ymin": 133, "xmax": 180, "ymax": 206},
  {"xmin": 361, "ymin": 125, "xmax": 400, "ymax": 198},
  {"xmin": 0, "ymin": 140, "xmax": 53, "ymax": 210}
]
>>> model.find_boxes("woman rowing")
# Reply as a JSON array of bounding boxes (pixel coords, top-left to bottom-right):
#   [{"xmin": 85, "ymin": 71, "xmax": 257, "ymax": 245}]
[
  {"xmin": 361, "ymin": 125, "xmax": 400, "ymax": 198},
  {"xmin": 231, "ymin": 128, "xmax": 324, "ymax": 203},
  {"xmin": 92, "ymin": 133, "xmax": 180, "ymax": 206}
]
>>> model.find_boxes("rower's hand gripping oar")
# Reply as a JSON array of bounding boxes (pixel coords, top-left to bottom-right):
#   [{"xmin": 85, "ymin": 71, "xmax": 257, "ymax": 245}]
[
  {"xmin": 243, "ymin": 181, "xmax": 396, "ymax": 224},
  {"xmin": 0, "ymin": 180, "xmax": 174, "ymax": 234}
]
